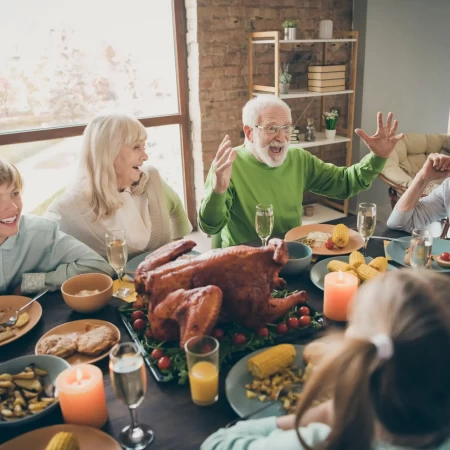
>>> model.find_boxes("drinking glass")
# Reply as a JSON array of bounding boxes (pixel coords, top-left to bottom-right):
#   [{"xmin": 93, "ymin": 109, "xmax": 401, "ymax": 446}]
[
  {"xmin": 106, "ymin": 230, "xmax": 128, "ymax": 286},
  {"xmin": 357, "ymin": 203, "xmax": 377, "ymax": 256},
  {"xmin": 109, "ymin": 343, "xmax": 154, "ymax": 449},
  {"xmin": 185, "ymin": 336, "xmax": 219, "ymax": 406},
  {"xmin": 255, "ymin": 204, "xmax": 274, "ymax": 247},
  {"xmin": 409, "ymin": 229, "xmax": 433, "ymax": 268}
]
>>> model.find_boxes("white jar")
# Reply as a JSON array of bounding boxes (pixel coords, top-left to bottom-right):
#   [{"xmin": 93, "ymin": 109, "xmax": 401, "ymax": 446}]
[{"xmin": 319, "ymin": 20, "xmax": 333, "ymax": 39}]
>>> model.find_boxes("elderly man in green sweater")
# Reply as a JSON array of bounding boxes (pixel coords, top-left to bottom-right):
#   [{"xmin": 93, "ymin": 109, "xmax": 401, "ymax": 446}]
[{"xmin": 199, "ymin": 95, "xmax": 403, "ymax": 248}]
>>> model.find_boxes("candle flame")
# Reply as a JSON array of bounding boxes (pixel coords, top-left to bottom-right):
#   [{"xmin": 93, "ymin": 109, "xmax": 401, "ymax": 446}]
[
  {"xmin": 76, "ymin": 369, "xmax": 83, "ymax": 382},
  {"xmin": 338, "ymin": 270, "xmax": 344, "ymax": 281}
]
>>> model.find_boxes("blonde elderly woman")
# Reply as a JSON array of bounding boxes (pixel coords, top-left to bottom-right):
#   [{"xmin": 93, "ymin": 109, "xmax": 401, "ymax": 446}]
[{"xmin": 46, "ymin": 114, "xmax": 192, "ymax": 260}]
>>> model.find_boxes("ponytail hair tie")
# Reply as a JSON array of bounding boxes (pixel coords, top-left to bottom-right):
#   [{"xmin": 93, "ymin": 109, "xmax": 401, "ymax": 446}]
[{"xmin": 371, "ymin": 334, "xmax": 394, "ymax": 360}]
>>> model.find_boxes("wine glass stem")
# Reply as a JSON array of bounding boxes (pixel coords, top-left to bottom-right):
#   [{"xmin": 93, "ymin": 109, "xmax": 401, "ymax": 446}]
[
  {"xmin": 117, "ymin": 268, "xmax": 124, "ymax": 286},
  {"xmin": 129, "ymin": 406, "xmax": 139, "ymax": 430},
  {"xmin": 261, "ymin": 238, "xmax": 268, "ymax": 247},
  {"xmin": 363, "ymin": 238, "xmax": 369, "ymax": 256}
]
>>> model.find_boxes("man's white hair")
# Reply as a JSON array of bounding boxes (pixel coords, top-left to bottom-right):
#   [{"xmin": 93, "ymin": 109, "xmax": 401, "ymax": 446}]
[{"xmin": 242, "ymin": 94, "xmax": 292, "ymax": 127}]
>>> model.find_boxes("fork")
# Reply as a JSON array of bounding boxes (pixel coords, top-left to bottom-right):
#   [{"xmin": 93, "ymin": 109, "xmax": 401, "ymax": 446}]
[{"xmin": 225, "ymin": 382, "xmax": 303, "ymax": 428}]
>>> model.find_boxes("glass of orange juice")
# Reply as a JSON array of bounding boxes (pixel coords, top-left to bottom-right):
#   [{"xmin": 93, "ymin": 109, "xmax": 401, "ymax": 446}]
[{"xmin": 184, "ymin": 336, "xmax": 219, "ymax": 406}]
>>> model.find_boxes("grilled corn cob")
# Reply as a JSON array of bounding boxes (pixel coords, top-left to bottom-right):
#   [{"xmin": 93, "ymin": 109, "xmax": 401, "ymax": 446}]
[
  {"xmin": 346, "ymin": 269, "xmax": 360, "ymax": 285},
  {"xmin": 332, "ymin": 224, "xmax": 350, "ymax": 248},
  {"xmin": 349, "ymin": 251, "xmax": 365, "ymax": 269},
  {"xmin": 248, "ymin": 344, "xmax": 296, "ymax": 379},
  {"xmin": 368, "ymin": 257, "xmax": 388, "ymax": 272},
  {"xmin": 327, "ymin": 260, "xmax": 352, "ymax": 273},
  {"xmin": 44, "ymin": 432, "xmax": 79, "ymax": 450},
  {"xmin": 356, "ymin": 264, "xmax": 379, "ymax": 282}
]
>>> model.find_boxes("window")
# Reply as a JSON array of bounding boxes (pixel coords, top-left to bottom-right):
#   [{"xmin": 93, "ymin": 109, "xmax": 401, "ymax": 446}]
[{"xmin": 0, "ymin": 0, "xmax": 194, "ymax": 224}]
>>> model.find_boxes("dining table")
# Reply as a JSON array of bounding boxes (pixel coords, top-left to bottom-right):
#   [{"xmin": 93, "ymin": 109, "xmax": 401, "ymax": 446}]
[{"xmin": 0, "ymin": 216, "xmax": 409, "ymax": 450}]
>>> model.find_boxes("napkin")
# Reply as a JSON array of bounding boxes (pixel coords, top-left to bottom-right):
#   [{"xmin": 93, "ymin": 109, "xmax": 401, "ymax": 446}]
[{"xmin": 113, "ymin": 276, "xmax": 137, "ymax": 303}]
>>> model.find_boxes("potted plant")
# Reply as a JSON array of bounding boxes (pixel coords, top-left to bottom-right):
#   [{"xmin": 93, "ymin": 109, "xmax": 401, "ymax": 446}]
[
  {"xmin": 282, "ymin": 20, "xmax": 297, "ymax": 40},
  {"xmin": 279, "ymin": 63, "xmax": 292, "ymax": 95},
  {"xmin": 324, "ymin": 109, "xmax": 339, "ymax": 139}
]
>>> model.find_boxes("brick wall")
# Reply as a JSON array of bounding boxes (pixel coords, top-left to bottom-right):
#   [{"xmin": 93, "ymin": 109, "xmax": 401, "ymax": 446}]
[{"xmin": 186, "ymin": 0, "xmax": 353, "ymax": 210}]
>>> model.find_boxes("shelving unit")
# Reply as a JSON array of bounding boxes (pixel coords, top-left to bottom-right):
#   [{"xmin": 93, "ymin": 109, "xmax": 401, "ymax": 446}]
[{"xmin": 248, "ymin": 31, "xmax": 358, "ymax": 216}]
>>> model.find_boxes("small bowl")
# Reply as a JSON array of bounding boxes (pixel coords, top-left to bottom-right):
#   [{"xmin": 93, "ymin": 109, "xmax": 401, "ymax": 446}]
[
  {"xmin": 61, "ymin": 273, "xmax": 113, "ymax": 314},
  {"xmin": 280, "ymin": 241, "xmax": 313, "ymax": 277},
  {"xmin": 0, "ymin": 355, "xmax": 70, "ymax": 428}
]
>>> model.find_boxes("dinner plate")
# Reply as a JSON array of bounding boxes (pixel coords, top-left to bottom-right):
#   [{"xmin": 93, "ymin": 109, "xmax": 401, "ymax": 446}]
[
  {"xmin": 284, "ymin": 224, "xmax": 364, "ymax": 255},
  {"xmin": 386, "ymin": 236, "xmax": 450, "ymax": 272},
  {"xmin": 225, "ymin": 344, "xmax": 305, "ymax": 419},
  {"xmin": 126, "ymin": 249, "xmax": 201, "ymax": 273},
  {"xmin": 35, "ymin": 319, "xmax": 120, "ymax": 365},
  {"xmin": 0, "ymin": 295, "xmax": 43, "ymax": 347},
  {"xmin": 0, "ymin": 424, "xmax": 121, "ymax": 450},
  {"xmin": 310, "ymin": 256, "xmax": 398, "ymax": 291}
]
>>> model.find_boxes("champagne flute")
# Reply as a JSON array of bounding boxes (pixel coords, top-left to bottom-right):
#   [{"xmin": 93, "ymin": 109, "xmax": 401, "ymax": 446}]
[
  {"xmin": 255, "ymin": 204, "xmax": 274, "ymax": 247},
  {"xmin": 357, "ymin": 203, "xmax": 377, "ymax": 256},
  {"xmin": 109, "ymin": 343, "xmax": 154, "ymax": 449},
  {"xmin": 409, "ymin": 229, "xmax": 433, "ymax": 268},
  {"xmin": 106, "ymin": 230, "xmax": 128, "ymax": 287}
]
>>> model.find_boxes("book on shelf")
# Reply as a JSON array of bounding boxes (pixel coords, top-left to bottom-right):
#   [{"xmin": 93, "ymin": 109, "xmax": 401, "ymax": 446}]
[
  {"xmin": 308, "ymin": 79, "xmax": 346, "ymax": 88},
  {"xmin": 308, "ymin": 64, "xmax": 346, "ymax": 73},
  {"xmin": 308, "ymin": 71, "xmax": 345, "ymax": 80},
  {"xmin": 308, "ymin": 85, "xmax": 346, "ymax": 93}
]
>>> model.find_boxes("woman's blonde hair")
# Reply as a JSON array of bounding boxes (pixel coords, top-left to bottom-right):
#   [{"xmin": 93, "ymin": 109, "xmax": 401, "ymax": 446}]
[
  {"xmin": 0, "ymin": 158, "xmax": 24, "ymax": 192},
  {"xmin": 295, "ymin": 269, "xmax": 450, "ymax": 450},
  {"xmin": 77, "ymin": 113, "xmax": 147, "ymax": 220}
]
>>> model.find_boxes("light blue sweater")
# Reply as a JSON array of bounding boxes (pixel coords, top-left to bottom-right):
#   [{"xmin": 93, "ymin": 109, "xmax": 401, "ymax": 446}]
[
  {"xmin": 201, "ymin": 417, "xmax": 450, "ymax": 450},
  {"xmin": 0, "ymin": 215, "xmax": 114, "ymax": 294}
]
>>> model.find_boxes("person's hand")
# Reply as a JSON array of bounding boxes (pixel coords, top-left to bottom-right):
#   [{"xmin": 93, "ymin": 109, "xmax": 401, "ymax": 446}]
[
  {"xmin": 355, "ymin": 112, "xmax": 404, "ymax": 159},
  {"xmin": 211, "ymin": 135, "xmax": 237, "ymax": 194},
  {"xmin": 418, "ymin": 153, "xmax": 450, "ymax": 182},
  {"xmin": 276, "ymin": 414, "xmax": 297, "ymax": 430}
]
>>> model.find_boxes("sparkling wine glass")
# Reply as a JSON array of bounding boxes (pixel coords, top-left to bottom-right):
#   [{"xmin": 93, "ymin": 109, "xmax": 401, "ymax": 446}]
[
  {"xmin": 109, "ymin": 343, "xmax": 154, "ymax": 449},
  {"xmin": 357, "ymin": 203, "xmax": 377, "ymax": 256},
  {"xmin": 409, "ymin": 229, "xmax": 433, "ymax": 268},
  {"xmin": 255, "ymin": 204, "xmax": 274, "ymax": 247},
  {"xmin": 105, "ymin": 230, "xmax": 128, "ymax": 286}
]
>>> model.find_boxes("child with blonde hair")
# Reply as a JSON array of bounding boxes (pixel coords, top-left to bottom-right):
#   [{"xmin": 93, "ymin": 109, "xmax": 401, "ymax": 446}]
[
  {"xmin": 202, "ymin": 270, "xmax": 450, "ymax": 450},
  {"xmin": 0, "ymin": 158, "xmax": 113, "ymax": 294}
]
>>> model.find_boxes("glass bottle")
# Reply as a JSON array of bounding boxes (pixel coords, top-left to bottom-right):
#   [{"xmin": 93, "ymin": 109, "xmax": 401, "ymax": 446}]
[{"xmin": 304, "ymin": 118, "xmax": 316, "ymax": 142}]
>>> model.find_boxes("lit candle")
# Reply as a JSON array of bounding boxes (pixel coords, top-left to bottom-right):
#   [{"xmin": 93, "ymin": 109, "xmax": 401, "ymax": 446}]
[
  {"xmin": 323, "ymin": 271, "xmax": 358, "ymax": 321},
  {"xmin": 55, "ymin": 364, "xmax": 108, "ymax": 428}
]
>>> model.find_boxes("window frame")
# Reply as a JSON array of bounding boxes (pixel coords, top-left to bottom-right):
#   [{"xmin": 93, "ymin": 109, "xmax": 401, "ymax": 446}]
[{"xmin": 0, "ymin": 0, "xmax": 196, "ymax": 227}]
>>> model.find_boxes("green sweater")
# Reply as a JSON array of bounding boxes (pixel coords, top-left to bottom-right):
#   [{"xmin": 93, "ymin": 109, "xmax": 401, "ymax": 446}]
[{"xmin": 199, "ymin": 145, "xmax": 386, "ymax": 247}]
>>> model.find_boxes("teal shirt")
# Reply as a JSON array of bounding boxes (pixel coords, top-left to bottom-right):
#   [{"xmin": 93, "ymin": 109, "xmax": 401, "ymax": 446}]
[
  {"xmin": 201, "ymin": 418, "xmax": 450, "ymax": 450},
  {"xmin": 199, "ymin": 145, "xmax": 386, "ymax": 247},
  {"xmin": 0, "ymin": 215, "xmax": 114, "ymax": 294}
]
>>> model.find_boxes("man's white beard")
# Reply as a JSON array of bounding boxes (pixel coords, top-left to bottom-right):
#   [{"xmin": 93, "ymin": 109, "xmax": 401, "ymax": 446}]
[{"xmin": 250, "ymin": 133, "xmax": 289, "ymax": 168}]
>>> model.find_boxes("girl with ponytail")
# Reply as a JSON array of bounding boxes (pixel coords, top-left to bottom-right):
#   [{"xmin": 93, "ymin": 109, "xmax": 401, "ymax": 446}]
[{"xmin": 202, "ymin": 270, "xmax": 450, "ymax": 450}]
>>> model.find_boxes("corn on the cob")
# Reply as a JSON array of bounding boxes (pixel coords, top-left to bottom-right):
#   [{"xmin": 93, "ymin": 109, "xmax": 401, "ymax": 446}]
[
  {"xmin": 356, "ymin": 264, "xmax": 379, "ymax": 282},
  {"xmin": 368, "ymin": 257, "xmax": 388, "ymax": 272},
  {"xmin": 332, "ymin": 224, "xmax": 350, "ymax": 248},
  {"xmin": 327, "ymin": 260, "xmax": 352, "ymax": 273},
  {"xmin": 44, "ymin": 432, "xmax": 79, "ymax": 450},
  {"xmin": 248, "ymin": 344, "xmax": 296, "ymax": 379},
  {"xmin": 346, "ymin": 269, "xmax": 360, "ymax": 285},
  {"xmin": 349, "ymin": 251, "xmax": 365, "ymax": 269}
]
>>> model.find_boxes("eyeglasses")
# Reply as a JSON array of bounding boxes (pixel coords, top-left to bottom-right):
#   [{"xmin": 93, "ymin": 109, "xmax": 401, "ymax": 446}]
[{"xmin": 255, "ymin": 125, "xmax": 293, "ymax": 136}]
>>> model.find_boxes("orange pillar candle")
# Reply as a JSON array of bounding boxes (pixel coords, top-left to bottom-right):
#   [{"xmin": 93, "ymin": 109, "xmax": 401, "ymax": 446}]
[
  {"xmin": 323, "ymin": 271, "xmax": 358, "ymax": 321},
  {"xmin": 55, "ymin": 364, "xmax": 108, "ymax": 428}
]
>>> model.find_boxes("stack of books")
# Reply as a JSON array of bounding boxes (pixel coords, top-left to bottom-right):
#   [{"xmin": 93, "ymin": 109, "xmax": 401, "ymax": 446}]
[
  {"xmin": 307, "ymin": 65, "xmax": 346, "ymax": 93},
  {"xmin": 290, "ymin": 127, "xmax": 300, "ymax": 144}
]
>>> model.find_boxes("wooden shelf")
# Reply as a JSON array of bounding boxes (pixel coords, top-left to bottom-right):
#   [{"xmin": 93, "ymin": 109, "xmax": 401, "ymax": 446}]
[
  {"xmin": 252, "ymin": 38, "xmax": 357, "ymax": 45},
  {"xmin": 290, "ymin": 132, "xmax": 350, "ymax": 149},
  {"xmin": 252, "ymin": 88, "xmax": 354, "ymax": 99}
]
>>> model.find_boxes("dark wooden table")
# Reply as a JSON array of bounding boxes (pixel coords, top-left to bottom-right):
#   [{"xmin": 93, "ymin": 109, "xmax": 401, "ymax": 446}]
[{"xmin": 0, "ymin": 217, "xmax": 408, "ymax": 449}]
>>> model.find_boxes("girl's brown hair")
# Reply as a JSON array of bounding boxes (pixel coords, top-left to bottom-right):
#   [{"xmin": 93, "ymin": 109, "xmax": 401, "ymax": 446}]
[
  {"xmin": 0, "ymin": 158, "xmax": 23, "ymax": 192},
  {"xmin": 295, "ymin": 269, "xmax": 450, "ymax": 450}
]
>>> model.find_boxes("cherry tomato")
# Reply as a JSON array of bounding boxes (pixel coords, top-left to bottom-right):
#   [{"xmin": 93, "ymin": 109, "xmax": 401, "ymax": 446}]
[
  {"xmin": 325, "ymin": 239, "xmax": 335, "ymax": 250},
  {"xmin": 145, "ymin": 329, "xmax": 153, "ymax": 339},
  {"xmin": 131, "ymin": 310, "xmax": 146, "ymax": 321},
  {"xmin": 151, "ymin": 349, "xmax": 164, "ymax": 360},
  {"xmin": 212, "ymin": 328, "xmax": 224, "ymax": 340},
  {"xmin": 132, "ymin": 319, "xmax": 146, "ymax": 332},
  {"xmin": 287, "ymin": 317, "xmax": 299, "ymax": 329},
  {"xmin": 298, "ymin": 306, "xmax": 310, "ymax": 316},
  {"xmin": 440, "ymin": 252, "xmax": 450, "ymax": 262},
  {"xmin": 298, "ymin": 315, "xmax": 311, "ymax": 327},
  {"xmin": 157, "ymin": 356, "xmax": 171, "ymax": 371},
  {"xmin": 232, "ymin": 333, "xmax": 246, "ymax": 345},
  {"xmin": 257, "ymin": 327, "xmax": 269, "ymax": 337},
  {"xmin": 276, "ymin": 323, "xmax": 288, "ymax": 334}
]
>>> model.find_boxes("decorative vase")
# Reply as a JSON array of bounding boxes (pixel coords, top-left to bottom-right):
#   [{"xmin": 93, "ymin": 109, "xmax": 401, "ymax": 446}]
[
  {"xmin": 319, "ymin": 20, "xmax": 333, "ymax": 39},
  {"xmin": 325, "ymin": 129, "xmax": 336, "ymax": 139},
  {"xmin": 304, "ymin": 118, "xmax": 316, "ymax": 142},
  {"xmin": 288, "ymin": 28, "xmax": 297, "ymax": 40},
  {"xmin": 279, "ymin": 83, "xmax": 290, "ymax": 95}
]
